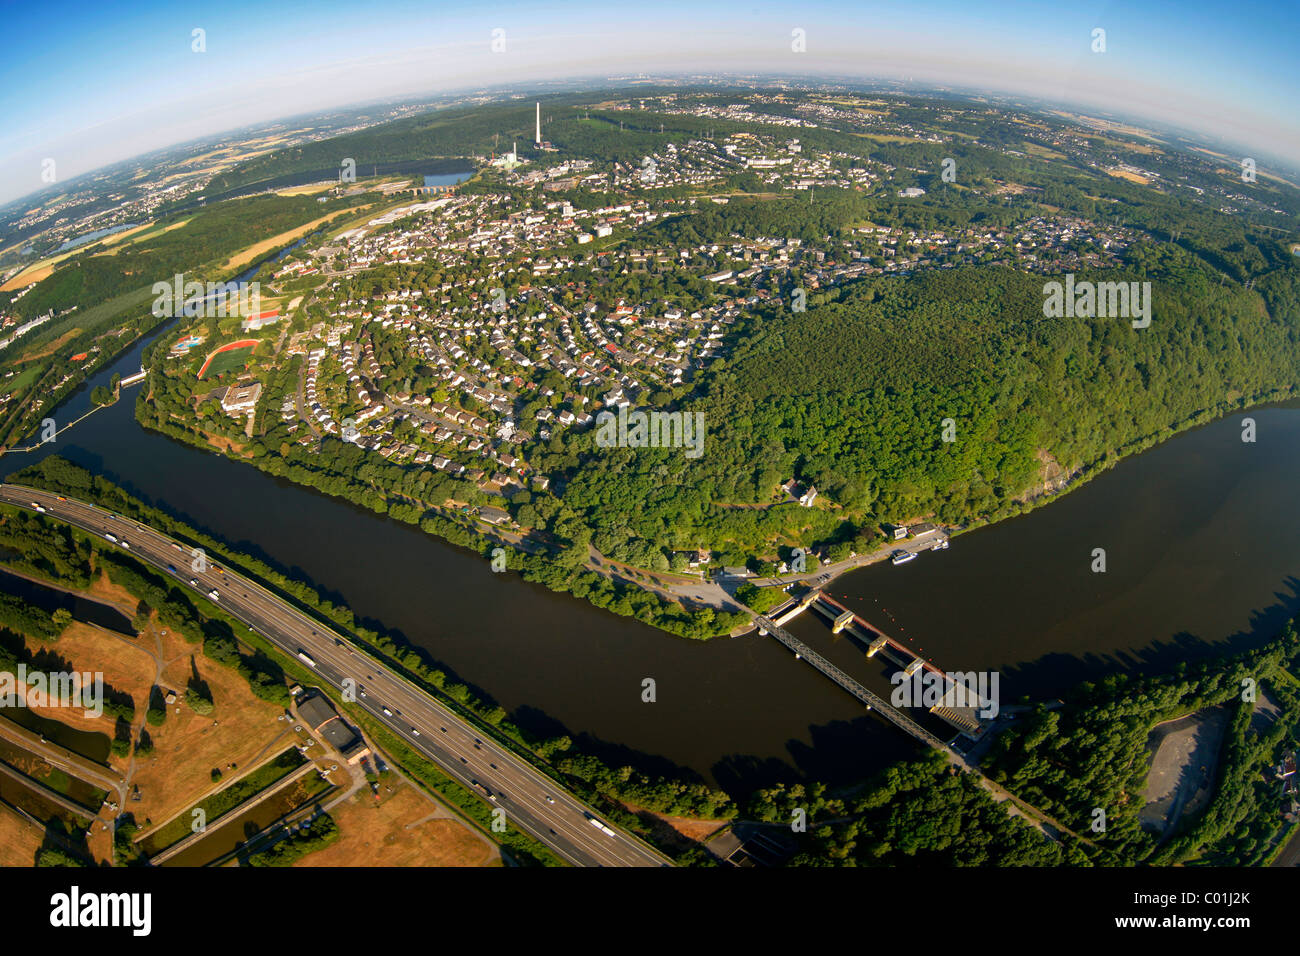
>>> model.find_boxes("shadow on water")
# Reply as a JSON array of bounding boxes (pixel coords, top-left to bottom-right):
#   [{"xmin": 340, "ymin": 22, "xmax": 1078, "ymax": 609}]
[
  {"xmin": 992, "ymin": 575, "xmax": 1300, "ymax": 696},
  {"xmin": 0, "ymin": 568, "xmax": 134, "ymax": 636}
]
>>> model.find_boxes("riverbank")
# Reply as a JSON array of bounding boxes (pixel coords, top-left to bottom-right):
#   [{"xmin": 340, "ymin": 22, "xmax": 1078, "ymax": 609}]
[{"xmin": 130, "ymin": 368, "xmax": 1300, "ymax": 646}]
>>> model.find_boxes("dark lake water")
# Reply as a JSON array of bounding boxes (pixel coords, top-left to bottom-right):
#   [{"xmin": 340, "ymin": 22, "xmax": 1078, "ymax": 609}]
[{"xmin": 3, "ymin": 311, "xmax": 1298, "ymax": 794}]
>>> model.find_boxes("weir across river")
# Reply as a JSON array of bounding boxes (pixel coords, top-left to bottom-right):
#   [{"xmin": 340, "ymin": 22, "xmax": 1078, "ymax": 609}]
[
  {"xmin": 761, "ymin": 589, "xmax": 996, "ymax": 744},
  {"xmin": 752, "ymin": 611, "xmax": 953, "ymax": 753}
]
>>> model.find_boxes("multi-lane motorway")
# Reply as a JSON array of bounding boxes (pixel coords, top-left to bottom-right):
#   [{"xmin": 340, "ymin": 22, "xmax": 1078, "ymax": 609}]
[{"xmin": 0, "ymin": 482, "xmax": 671, "ymax": 868}]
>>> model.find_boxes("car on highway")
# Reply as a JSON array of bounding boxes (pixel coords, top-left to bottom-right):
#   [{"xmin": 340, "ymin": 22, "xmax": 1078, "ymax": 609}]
[
  {"xmin": 411, "ymin": 728, "xmax": 420, "ymax": 736},
  {"xmin": 381, "ymin": 707, "xmax": 393, "ymax": 716}
]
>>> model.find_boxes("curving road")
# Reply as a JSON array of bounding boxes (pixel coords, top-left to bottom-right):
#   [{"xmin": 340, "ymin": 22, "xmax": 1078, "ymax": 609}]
[{"xmin": 0, "ymin": 482, "xmax": 671, "ymax": 868}]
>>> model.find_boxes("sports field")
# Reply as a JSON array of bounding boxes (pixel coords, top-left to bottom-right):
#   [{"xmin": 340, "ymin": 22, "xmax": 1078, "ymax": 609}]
[{"xmin": 197, "ymin": 340, "xmax": 258, "ymax": 379}]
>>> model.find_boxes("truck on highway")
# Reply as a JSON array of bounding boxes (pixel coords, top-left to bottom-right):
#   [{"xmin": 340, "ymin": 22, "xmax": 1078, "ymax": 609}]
[
  {"xmin": 104, "ymin": 533, "xmax": 117, "ymax": 543},
  {"xmin": 208, "ymin": 589, "xmax": 220, "ymax": 601},
  {"xmin": 296, "ymin": 650, "xmax": 317, "ymax": 668},
  {"xmin": 586, "ymin": 815, "xmax": 617, "ymax": 837}
]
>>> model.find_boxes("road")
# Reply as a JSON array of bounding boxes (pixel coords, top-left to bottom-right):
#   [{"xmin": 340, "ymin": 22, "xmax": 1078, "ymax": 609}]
[
  {"xmin": 657, "ymin": 530, "xmax": 953, "ymax": 612},
  {"xmin": 0, "ymin": 483, "xmax": 671, "ymax": 868}
]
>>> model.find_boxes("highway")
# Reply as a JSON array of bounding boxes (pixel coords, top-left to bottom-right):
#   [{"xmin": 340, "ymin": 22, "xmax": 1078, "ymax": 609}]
[{"xmin": 0, "ymin": 482, "xmax": 671, "ymax": 868}]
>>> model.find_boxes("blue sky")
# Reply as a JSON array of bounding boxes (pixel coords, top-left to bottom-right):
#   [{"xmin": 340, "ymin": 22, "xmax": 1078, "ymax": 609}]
[{"xmin": 0, "ymin": 0, "xmax": 1295, "ymax": 206}]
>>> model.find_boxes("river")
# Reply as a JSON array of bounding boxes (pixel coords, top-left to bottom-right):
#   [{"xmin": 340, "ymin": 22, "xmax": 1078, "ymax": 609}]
[{"xmin": 3, "ymin": 308, "xmax": 1298, "ymax": 794}]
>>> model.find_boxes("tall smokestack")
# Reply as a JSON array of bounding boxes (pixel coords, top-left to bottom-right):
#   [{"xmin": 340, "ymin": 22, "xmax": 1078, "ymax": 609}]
[{"xmin": 535, "ymin": 102, "xmax": 541, "ymax": 146}]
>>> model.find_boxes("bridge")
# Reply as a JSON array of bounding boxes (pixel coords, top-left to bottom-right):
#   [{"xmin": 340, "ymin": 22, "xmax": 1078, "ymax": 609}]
[
  {"xmin": 754, "ymin": 613, "xmax": 951, "ymax": 752},
  {"xmin": 771, "ymin": 591, "xmax": 993, "ymax": 737},
  {"xmin": 753, "ymin": 603, "xmax": 1101, "ymax": 852}
]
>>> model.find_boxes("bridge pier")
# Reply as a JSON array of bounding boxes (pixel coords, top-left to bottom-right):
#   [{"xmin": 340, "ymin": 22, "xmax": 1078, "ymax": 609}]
[
  {"xmin": 754, "ymin": 615, "xmax": 952, "ymax": 755},
  {"xmin": 831, "ymin": 610, "xmax": 855, "ymax": 634},
  {"xmin": 866, "ymin": 635, "xmax": 888, "ymax": 658}
]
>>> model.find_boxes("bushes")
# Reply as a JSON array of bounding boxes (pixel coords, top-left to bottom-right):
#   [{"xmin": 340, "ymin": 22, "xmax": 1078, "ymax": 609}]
[
  {"xmin": 248, "ymin": 813, "xmax": 339, "ymax": 867},
  {"xmin": 734, "ymin": 582, "xmax": 789, "ymax": 614},
  {"xmin": 0, "ymin": 592, "xmax": 62, "ymax": 642},
  {"xmin": 146, "ymin": 685, "xmax": 167, "ymax": 726},
  {"xmin": 184, "ymin": 686, "xmax": 214, "ymax": 716}
]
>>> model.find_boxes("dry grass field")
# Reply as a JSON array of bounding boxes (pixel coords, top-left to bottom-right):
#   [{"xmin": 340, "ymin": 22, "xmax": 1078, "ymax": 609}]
[
  {"xmin": 296, "ymin": 782, "xmax": 499, "ymax": 867},
  {"xmin": 0, "ymin": 806, "xmax": 46, "ymax": 866},
  {"xmin": 0, "ymin": 263, "xmax": 54, "ymax": 292},
  {"xmin": 222, "ymin": 214, "xmax": 339, "ymax": 270},
  {"xmin": 1106, "ymin": 168, "xmax": 1152, "ymax": 185},
  {"xmin": 17, "ymin": 576, "xmax": 290, "ymax": 835}
]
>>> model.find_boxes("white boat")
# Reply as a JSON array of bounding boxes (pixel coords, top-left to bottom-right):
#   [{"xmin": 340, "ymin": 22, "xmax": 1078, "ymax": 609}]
[{"xmin": 891, "ymin": 550, "xmax": 917, "ymax": 565}]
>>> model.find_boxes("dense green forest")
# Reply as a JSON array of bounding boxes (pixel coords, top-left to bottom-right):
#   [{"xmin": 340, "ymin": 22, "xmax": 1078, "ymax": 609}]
[
  {"xmin": 538, "ymin": 247, "xmax": 1299, "ymax": 560},
  {"xmin": 985, "ymin": 619, "xmax": 1300, "ymax": 865},
  {"xmin": 744, "ymin": 751, "xmax": 1082, "ymax": 866}
]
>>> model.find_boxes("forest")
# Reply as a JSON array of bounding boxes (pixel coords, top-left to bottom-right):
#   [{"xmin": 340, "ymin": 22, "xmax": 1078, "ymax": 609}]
[
  {"xmin": 985, "ymin": 619, "xmax": 1300, "ymax": 866},
  {"xmin": 744, "ymin": 750, "xmax": 1084, "ymax": 866},
  {"xmin": 540, "ymin": 247, "xmax": 1300, "ymax": 566}
]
